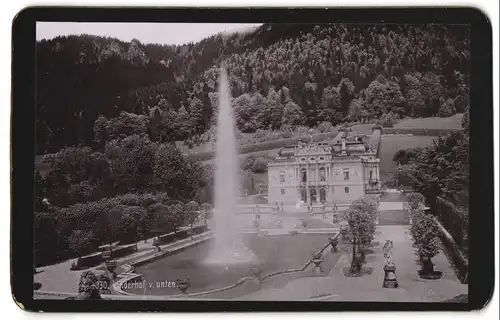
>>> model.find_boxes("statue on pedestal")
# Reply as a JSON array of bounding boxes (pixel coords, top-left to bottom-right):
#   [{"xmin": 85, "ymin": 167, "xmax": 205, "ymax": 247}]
[{"xmin": 382, "ymin": 240, "xmax": 398, "ymax": 288}]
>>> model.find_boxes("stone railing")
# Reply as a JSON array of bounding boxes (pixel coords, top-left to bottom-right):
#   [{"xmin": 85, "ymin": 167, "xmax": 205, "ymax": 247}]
[{"xmin": 113, "ymin": 231, "xmax": 214, "ymax": 295}]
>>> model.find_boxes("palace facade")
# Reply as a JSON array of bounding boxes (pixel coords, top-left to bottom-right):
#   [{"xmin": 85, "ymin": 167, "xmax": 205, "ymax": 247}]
[{"xmin": 267, "ymin": 127, "xmax": 382, "ymax": 206}]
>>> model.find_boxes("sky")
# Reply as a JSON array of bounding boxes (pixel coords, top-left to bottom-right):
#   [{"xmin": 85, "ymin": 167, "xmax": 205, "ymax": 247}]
[{"xmin": 36, "ymin": 22, "xmax": 262, "ymax": 45}]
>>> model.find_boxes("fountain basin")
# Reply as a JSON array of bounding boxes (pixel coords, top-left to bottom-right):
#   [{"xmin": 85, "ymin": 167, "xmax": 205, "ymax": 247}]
[{"xmin": 122, "ymin": 233, "xmax": 340, "ymax": 298}]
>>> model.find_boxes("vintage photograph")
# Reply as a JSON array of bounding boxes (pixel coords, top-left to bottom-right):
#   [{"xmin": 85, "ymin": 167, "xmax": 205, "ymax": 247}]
[{"xmin": 33, "ymin": 21, "xmax": 470, "ymax": 302}]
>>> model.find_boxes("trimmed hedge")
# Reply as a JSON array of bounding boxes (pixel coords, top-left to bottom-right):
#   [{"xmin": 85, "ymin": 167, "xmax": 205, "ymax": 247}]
[
  {"xmin": 156, "ymin": 225, "xmax": 209, "ymax": 245},
  {"xmin": 71, "ymin": 243, "xmax": 138, "ymax": 270},
  {"xmin": 111, "ymin": 244, "xmax": 137, "ymax": 259},
  {"xmin": 190, "ymin": 225, "xmax": 209, "ymax": 235},
  {"xmin": 434, "ymin": 196, "xmax": 468, "ymax": 255},
  {"xmin": 383, "ymin": 128, "xmax": 463, "ymax": 136},
  {"xmin": 157, "ymin": 230, "xmax": 187, "ymax": 244},
  {"xmin": 431, "ymin": 197, "xmax": 468, "ymax": 284},
  {"xmin": 72, "ymin": 252, "xmax": 103, "ymax": 270},
  {"xmin": 433, "ymin": 216, "xmax": 468, "ymax": 284}
]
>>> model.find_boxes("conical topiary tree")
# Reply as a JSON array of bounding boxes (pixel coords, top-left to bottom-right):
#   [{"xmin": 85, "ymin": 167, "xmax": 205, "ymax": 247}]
[
  {"xmin": 410, "ymin": 210, "xmax": 441, "ymax": 277},
  {"xmin": 343, "ymin": 197, "xmax": 378, "ymax": 275}
]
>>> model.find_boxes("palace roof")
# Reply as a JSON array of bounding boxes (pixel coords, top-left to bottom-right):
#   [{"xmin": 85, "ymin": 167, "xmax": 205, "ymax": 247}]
[{"xmin": 274, "ymin": 126, "xmax": 382, "ymax": 161}]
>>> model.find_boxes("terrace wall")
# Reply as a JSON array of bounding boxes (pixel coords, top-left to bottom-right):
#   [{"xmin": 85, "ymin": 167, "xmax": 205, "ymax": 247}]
[{"xmin": 190, "ymin": 131, "xmax": 339, "ymax": 162}]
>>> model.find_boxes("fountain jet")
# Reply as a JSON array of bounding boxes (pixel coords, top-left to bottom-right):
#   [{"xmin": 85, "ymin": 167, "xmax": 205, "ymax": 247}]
[{"xmin": 204, "ymin": 64, "xmax": 255, "ymax": 265}]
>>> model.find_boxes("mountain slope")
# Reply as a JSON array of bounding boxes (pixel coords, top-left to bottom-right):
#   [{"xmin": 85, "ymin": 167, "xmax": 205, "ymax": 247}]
[{"xmin": 35, "ymin": 23, "xmax": 470, "ymax": 154}]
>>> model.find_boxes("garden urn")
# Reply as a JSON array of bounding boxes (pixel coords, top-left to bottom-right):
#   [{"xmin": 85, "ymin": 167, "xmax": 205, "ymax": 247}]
[
  {"xmin": 329, "ymin": 237, "xmax": 339, "ymax": 253},
  {"xmin": 104, "ymin": 260, "xmax": 117, "ymax": 278},
  {"xmin": 176, "ymin": 278, "xmax": 191, "ymax": 294},
  {"xmin": 312, "ymin": 253, "xmax": 323, "ymax": 274}
]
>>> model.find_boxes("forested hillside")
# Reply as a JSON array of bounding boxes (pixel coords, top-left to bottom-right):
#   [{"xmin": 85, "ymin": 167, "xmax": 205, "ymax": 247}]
[{"xmin": 36, "ymin": 23, "xmax": 469, "ymax": 154}]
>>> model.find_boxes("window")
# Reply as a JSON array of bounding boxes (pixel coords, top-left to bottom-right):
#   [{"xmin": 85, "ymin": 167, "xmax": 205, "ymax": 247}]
[
  {"xmin": 280, "ymin": 171, "xmax": 285, "ymax": 183},
  {"xmin": 319, "ymin": 157, "xmax": 324, "ymax": 160},
  {"xmin": 343, "ymin": 169, "xmax": 350, "ymax": 180},
  {"xmin": 369, "ymin": 169, "xmax": 373, "ymax": 180},
  {"xmin": 311, "ymin": 157, "xmax": 315, "ymax": 161},
  {"xmin": 300, "ymin": 188, "xmax": 307, "ymax": 202},
  {"xmin": 319, "ymin": 167, "xmax": 326, "ymax": 181},
  {"xmin": 301, "ymin": 158, "xmax": 306, "ymax": 162},
  {"xmin": 301, "ymin": 168, "xmax": 307, "ymax": 183},
  {"xmin": 281, "ymin": 189, "xmax": 285, "ymax": 195},
  {"xmin": 310, "ymin": 188, "xmax": 317, "ymax": 202},
  {"xmin": 345, "ymin": 187, "xmax": 350, "ymax": 194},
  {"xmin": 319, "ymin": 188, "xmax": 326, "ymax": 202}
]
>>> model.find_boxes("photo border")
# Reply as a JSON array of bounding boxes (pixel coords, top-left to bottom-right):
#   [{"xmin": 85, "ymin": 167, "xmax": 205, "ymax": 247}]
[{"xmin": 11, "ymin": 6, "xmax": 494, "ymax": 312}]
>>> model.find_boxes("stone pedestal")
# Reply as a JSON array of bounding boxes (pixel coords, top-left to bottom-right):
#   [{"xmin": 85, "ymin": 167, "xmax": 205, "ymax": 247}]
[
  {"xmin": 251, "ymin": 266, "xmax": 262, "ymax": 285},
  {"xmin": 254, "ymin": 217, "xmax": 260, "ymax": 230},
  {"xmin": 382, "ymin": 264, "xmax": 399, "ymax": 288},
  {"xmin": 313, "ymin": 265, "xmax": 323, "ymax": 274}
]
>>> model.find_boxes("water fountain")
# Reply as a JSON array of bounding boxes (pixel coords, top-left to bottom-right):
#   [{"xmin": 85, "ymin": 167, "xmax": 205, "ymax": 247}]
[
  {"xmin": 121, "ymin": 65, "xmax": 335, "ymax": 297},
  {"xmin": 204, "ymin": 64, "xmax": 255, "ymax": 265}
]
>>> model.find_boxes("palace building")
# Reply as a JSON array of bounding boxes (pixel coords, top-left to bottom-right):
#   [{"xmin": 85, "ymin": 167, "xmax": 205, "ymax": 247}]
[{"xmin": 267, "ymin": 127, "xmax": 382, "ymax": 206}]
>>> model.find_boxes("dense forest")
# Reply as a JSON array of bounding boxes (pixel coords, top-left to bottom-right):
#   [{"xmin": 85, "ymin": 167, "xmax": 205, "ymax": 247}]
[{"xmin": 36, "ymin": 23, "xmax": 470, "ymax": 154}]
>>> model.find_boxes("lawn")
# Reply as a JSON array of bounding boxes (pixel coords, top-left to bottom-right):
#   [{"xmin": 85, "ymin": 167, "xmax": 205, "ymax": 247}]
[
  {"xmin": 394, "ymin": 114, "xmax": 463, "ymax": 130},
  {"xmin": 202, "ymin": 148, "xmax": 282, "ymax": 165},
  {"xmin": 379, "ymin": 135, "xmax": 437, "ymax": 183},
  {"xmin": 348, "ymin": 123, "xmax": 377, "ymax": 135},
  {"xmin": 176, "ymin": 133, "xmax": 258, "ymax": 154},
  {"xmin": 378, "ymin": 210, "xmax": 410, "ymax": 226}
]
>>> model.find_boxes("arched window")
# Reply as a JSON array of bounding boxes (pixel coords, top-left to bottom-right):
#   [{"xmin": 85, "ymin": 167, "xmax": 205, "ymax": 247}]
[
  {"xmin": 301, "ymin": 168, "xmax": 307, "ymax": 183},
  {"xmin": 310, "ymin": 188, "xmax": 317, "ymax": 202},
  {"xmin": 319, "ymin": 167, "xmax": 326, "ymax": 181},
  {"xmin": 300, "ymin": 188, "xmax": 307, "ymax": 202},
  {"xmin": 319, "ymin": 157, "xmax": 324, "ymax": 160},
  {"xmin": 319, "ymin": 188, "xmax": 326, "ymax": 202}
]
